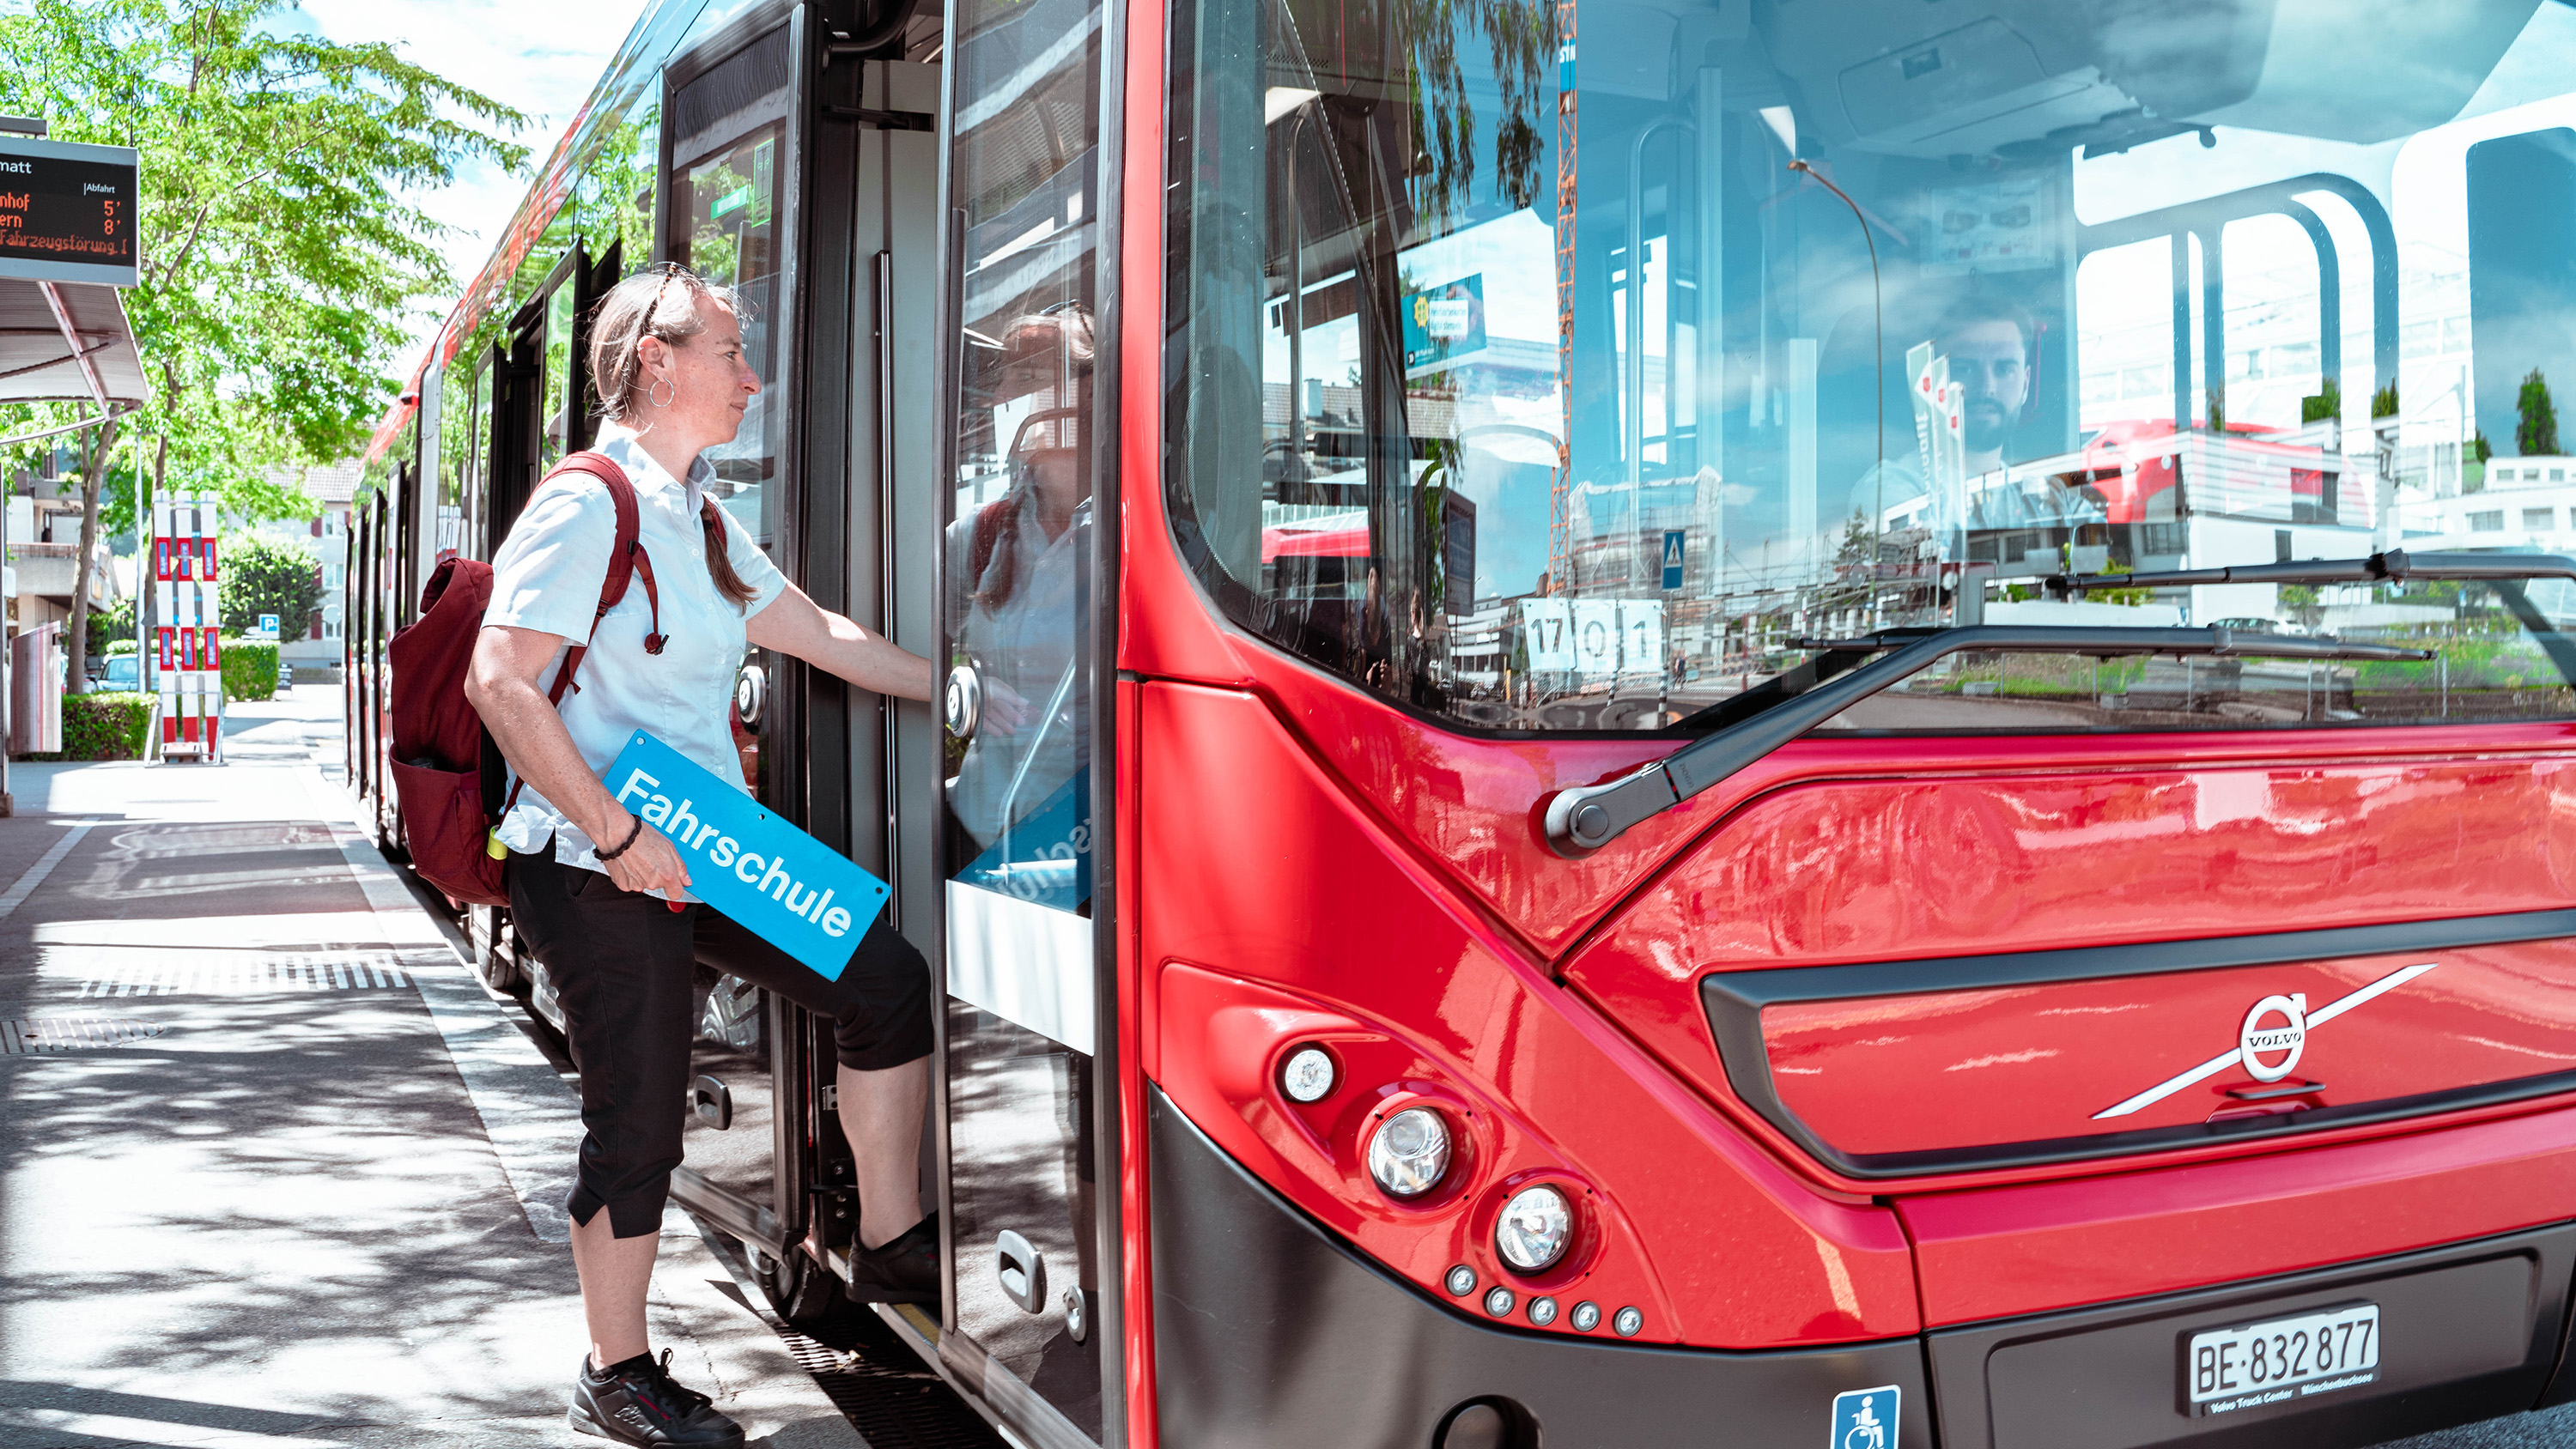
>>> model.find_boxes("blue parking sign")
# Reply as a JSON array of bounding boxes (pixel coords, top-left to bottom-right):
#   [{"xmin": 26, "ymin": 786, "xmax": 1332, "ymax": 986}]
[
  {"xmin": 605, "ymin": 731, "xmax": 889, "ymax": 980},
  {"xmin": 1831, "ymin": 1385, "xmax": 1899, "ymax": 1449}
]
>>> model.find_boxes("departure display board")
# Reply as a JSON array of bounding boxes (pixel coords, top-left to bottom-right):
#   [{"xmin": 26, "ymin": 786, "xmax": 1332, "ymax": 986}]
[{"xmin": 0, "ymin": 136, "xmax": 140, "ymax": 287}]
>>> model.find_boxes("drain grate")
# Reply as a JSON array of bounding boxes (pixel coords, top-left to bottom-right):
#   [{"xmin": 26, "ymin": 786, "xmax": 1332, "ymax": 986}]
[
  {"xmin": 779, "ymin": 1313, "xmax": 1006, "ymax": 1449},
  {"xmin": 1, "ymin": 1016, "xmax": 166, "ymax": 1054}
]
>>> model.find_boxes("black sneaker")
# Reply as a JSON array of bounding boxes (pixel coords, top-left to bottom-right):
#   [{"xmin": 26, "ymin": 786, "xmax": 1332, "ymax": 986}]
[
  {"xmin": 568, "ymin": 1349, "xmax": 744, "ymax": 1447},
  {"xmin": 846, "ymin": 1210, "xmax": 939, "ymax": 1305}
]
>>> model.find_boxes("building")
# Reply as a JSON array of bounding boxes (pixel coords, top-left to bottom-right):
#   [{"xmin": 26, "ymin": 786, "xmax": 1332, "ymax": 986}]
[{"xmin": 243, "ymin": 462, "xmax": 357, "ymax": 681}]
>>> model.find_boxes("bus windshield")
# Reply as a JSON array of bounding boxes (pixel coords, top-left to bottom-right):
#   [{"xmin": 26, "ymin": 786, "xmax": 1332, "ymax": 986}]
[{"xmin": 1166, "ymin": 0, "xmax": 2576, "ymax": 733}]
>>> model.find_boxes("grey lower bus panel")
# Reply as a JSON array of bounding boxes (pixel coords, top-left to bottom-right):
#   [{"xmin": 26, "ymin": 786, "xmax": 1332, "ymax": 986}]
[{"xmin": 1145, "ymin": 1087, "xmax": 1935, "ymax": 1449}]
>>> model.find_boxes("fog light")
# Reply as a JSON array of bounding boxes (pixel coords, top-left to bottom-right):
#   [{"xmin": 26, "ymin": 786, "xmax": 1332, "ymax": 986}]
[
  {"xmin": 1366, "ymin": 1107, "xmax": 1451, "ymax": 1198},
  {"xmin": 1444, "ymin": 1264, "xmax": 1477, "ymax": 1297},
  {"xmin": 1613, "ymin": 1306, "xmax": 1643, "ymax": 1337},
  {"xmin": 1483, "ymin": 1285, "xmax": 1516, "ymax": 1317},
  {"xmin": 1570, "ymin": 1300, "xmax": 1601, "ymax": 1332},
  {"xmin": 1280, "ymin": 1046, "xmax": 1337, "ymax": 1102},
  {"xmin": 1494, "ymin": 1185, "xmax": 1572, "ymax": 1272},
  {"xmin": 1528, "ymin": 1295, "xmax": 1558, "ymax": 1326}
]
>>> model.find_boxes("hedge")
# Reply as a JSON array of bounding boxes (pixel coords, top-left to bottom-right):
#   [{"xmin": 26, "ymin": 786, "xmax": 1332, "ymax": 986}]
[
  {"xmin": 221, "ymin": 638, "xmax": 279, "ymax": 702},
  {"xmin": 63, "ymin": 691, "xmax": 154, "ymax": 761},
  {"xmin": 106, "ymin": 639, "xmax": 137, "ymax": 656}
]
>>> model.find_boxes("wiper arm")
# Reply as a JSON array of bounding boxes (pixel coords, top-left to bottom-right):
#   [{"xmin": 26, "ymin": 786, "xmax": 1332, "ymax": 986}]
[
  {"xmin": 1541, "ymin": 625, "xmax": 2432, "ymax": 858},
  {"xmin": 2047, "ymin": 549, "xmax": 2576, "ymax": 596}
]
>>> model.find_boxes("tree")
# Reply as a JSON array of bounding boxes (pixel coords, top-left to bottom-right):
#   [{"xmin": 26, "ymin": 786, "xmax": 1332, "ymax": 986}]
[
  {"xmin": 0, "ymin": 1, "xmax": 523, "ymax": 691},
  {"xmin": 217, "ymin": 534, "xmax": 323, "ymax": 639},
  {"xmin": 2519, "ymin": 368, "xmax": 2561, "ymax": 457}
]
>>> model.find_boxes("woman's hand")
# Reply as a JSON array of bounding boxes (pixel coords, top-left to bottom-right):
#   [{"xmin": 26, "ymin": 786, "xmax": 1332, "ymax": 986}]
[
  {"xmin": 979, "ymin": 675, "xmax": 1033, "ymax": 737},
  {"xmin": 601, "ymin": 813, "xmax": 690, "ymax": 896}
]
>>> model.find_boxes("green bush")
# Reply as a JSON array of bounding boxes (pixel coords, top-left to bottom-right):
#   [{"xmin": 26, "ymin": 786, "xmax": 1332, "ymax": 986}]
[
  {"xmin": 221, "ymin": 638, "xmax": 280, "ymax": 702},
  {"xmin": 63, "ymin": 691, "xmax": 153, "ymax": 761},
  {"xmin": 219, "ymin": 533, "xmax": 324, "ymax": 637}
]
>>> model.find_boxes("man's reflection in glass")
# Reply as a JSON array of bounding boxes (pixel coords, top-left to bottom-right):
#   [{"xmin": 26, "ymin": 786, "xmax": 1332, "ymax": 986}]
[
  {"xmin": 1861, "ymin": 288, "xmax": 2099, "ymax": 541},
  {"xmin": 946, "ymin": 306, "xmax": 1093, "ymax": 873}
]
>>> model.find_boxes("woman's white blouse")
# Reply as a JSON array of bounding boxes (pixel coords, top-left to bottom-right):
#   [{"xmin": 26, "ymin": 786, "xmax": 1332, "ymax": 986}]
[{"xmin": 483, "ymin": 422, "xmax": 786, "ymax": 876}]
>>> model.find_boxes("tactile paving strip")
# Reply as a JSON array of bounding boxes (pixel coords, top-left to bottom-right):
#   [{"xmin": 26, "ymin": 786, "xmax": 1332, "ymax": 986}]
[
  {"xmin": 0, "ymin": 1016, "xmax": 167, "ymax": 1054},
  {"xmin": 73, "ymin": 952, "xmax": 411, "ymax": 997}
]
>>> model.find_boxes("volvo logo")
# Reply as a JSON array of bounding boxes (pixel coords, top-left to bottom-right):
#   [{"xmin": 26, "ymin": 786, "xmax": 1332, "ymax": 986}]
[
  {"xmin": 2238, "ymin": 993, "xmax": 2308, "ymax": 1082},
  {"xmin": 2093, "ymin": 961, "xmax": 2439, "ymax": 1120}
]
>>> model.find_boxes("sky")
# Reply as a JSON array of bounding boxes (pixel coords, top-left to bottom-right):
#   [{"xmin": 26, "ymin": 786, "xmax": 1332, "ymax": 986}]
[{"xmin": 273, "ymin": 0, "xmax": 648, "ymax": 379}]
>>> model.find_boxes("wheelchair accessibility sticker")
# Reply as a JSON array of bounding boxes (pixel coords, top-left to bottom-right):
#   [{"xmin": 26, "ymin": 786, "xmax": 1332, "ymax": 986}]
[{"xmin": 1831, "ymin": 1386, "xmax": 1899, "ymax": 1449}]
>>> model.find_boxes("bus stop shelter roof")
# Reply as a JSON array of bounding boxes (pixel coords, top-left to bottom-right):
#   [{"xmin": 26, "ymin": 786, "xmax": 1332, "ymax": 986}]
[{"xmin": 0, "ymin": 276, "xmax": 148, "ymax": 410}]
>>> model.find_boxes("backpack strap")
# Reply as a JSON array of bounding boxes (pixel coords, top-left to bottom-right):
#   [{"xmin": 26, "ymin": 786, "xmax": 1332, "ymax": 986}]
[{"xmin": 501, "ymin": 450, "xmax": 660, "ymax": 822}]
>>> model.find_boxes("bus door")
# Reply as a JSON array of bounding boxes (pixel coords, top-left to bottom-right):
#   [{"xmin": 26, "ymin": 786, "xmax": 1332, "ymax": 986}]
[
  {"xmin": 659, "ymin": 15, "xmax": 804, "ymax": 1256},
  {"xmin": 929, "ymin": 0, "xmax": 1115, "ymax": 1433}
]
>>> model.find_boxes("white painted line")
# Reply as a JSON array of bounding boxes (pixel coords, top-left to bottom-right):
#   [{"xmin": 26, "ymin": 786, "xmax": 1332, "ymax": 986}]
[{"xmin": 0, "ymin": 818, "xmax": 96, "ymax": 919}]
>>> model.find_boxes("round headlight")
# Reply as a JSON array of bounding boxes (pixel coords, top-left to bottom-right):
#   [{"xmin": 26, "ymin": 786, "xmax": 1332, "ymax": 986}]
[
  {"xmin": 1280, "ymin": 1046, "xmax": 1337, "ymax": 1103},
  {"xmin": 1365, "ymin": 1107, "xmax": 1451, "ymax": 1198},
  {"xmin": 1494, "ymin": 1185, "xmax": 1573, "ymax": 1273}
]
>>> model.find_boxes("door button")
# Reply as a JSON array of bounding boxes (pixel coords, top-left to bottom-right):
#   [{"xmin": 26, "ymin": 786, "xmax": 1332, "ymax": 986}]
[{"xmin": 995, "ymin": 1229, "xmax": 1046, "ymax": 1313}]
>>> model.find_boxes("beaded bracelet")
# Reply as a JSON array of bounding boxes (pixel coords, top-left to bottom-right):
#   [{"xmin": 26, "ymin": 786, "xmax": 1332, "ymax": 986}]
[{"xmin": 594, "ymin": 811, "xmax": 646, "ymax": 862}]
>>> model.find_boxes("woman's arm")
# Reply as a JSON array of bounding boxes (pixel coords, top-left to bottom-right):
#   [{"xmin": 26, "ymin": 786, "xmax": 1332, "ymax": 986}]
[
  {"xmin": 465, "ymin": 623, "xmax": 690, "ymax": 895},
  {"xmin": 746, "ymin": 582, "xmax": 937, "ymax": 702}
]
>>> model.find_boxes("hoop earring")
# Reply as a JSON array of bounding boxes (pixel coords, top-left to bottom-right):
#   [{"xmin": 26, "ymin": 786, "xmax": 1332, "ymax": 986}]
[{"xmin": 647, "ymin": 375, "xmax": 676, "ymax": 409}]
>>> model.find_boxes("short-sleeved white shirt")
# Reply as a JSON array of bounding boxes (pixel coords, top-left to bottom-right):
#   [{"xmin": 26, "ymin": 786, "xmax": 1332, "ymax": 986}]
[{"xmin": 483, "ymin": 421, "xmax": 787, "ymax": 877}]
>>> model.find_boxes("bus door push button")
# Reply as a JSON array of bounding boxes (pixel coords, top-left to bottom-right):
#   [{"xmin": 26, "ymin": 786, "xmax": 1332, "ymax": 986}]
[{"xmin": 995, "ymin": 1229, "xmax": 1047, "ymax": 1314}]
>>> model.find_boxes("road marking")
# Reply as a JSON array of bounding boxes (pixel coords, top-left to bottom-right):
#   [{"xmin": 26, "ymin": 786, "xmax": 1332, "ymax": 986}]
[
  {"xmin": 73, "ymin": 952, "xmax": 410, "ymax": 997},
  {"xmin": 0, "ymin": 819, "xmax": 96, "ymax": 919}
]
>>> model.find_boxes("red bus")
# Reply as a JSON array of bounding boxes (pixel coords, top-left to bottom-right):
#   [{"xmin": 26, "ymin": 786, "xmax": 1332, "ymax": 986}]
[{"xmin": 349, "ymin": 0, "xmax": 2576, "ymax": 1443}]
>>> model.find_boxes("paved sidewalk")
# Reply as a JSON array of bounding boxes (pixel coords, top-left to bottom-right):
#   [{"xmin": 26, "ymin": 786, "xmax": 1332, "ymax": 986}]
[{"xmin": 0, "ymin": 688, "xmax": 861, "ymax": 1448}]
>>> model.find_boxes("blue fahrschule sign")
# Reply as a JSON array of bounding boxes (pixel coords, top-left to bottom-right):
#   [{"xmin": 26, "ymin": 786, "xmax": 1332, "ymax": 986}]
[{"xmin": 605, "ymin": 731, "xmax": 889, "ymax": 980}]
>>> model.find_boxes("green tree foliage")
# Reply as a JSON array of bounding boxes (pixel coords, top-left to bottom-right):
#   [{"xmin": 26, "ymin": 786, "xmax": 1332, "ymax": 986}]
[
  {"xmin": 218, "ymin": 533, "xmax": 322, "ymax": 637},
  {"xmin": 2520, "ymin": 369, "xmax": 2561, "ymax": 457},
  {"xmin": 0, "ymin": 0, "xmax": 524, "ymax": 691},
  {"xmin": 2371, "ymin": 380, "xmax": 2400, "ymax": 420},
  {"xmin": 2301, "ymin": 377, "xmax": 2342, "ymax": 425}
]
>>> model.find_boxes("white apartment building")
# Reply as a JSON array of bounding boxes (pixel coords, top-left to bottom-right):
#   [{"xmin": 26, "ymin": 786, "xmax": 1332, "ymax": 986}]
[{"xmin": 2411, "ymin": 456, "xmax": 2576, "ymax": 550}]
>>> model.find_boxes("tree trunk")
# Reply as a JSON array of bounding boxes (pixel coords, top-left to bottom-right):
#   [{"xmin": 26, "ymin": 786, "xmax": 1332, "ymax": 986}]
[{"xmin": 64, "ymin": 415, "xmax": 119, "ymax": 697}]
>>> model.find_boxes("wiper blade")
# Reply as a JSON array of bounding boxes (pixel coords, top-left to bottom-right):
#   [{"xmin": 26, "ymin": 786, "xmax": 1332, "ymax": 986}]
[
  {"xmin": 1541, "ymin": 624, "xmax": 2433, "ymax": 858},
  {"xmin": 2049, "ymin": 549, "xmax": 2576, "ymax": 596}
]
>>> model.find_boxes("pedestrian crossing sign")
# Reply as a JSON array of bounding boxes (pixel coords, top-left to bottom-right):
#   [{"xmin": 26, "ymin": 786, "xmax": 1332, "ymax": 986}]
[{"xmin": 1661, "ymin": 530, "xmax": 1685, "ymax": 590}]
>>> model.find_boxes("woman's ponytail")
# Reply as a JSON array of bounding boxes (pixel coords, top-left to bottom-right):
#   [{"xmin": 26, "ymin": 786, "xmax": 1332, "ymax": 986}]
[{"xmin": 701, "ymin": 500, "xmax": 760, "ymax": 607}]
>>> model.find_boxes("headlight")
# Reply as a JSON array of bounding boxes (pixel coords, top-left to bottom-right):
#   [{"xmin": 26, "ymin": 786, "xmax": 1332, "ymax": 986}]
[
  {"xmin": 1494, "ymin": 1185, "xmax": 1572, "ymax": 1272},
  {"xmin": 1365, "ymin": 1106, "xmax": 1451, "ymax": 1198}
]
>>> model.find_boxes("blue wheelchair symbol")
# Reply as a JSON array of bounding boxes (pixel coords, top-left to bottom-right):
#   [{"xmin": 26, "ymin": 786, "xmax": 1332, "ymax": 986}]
[{"xmin": 1831, "ymin": 1386, "xmax": 1899, "ymax": 1449}]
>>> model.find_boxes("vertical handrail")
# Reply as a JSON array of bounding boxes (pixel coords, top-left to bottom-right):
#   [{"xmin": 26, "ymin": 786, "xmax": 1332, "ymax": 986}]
[{"xmin": 1626, "ymin": 116, "xmax": 1695, "ymax": 579}]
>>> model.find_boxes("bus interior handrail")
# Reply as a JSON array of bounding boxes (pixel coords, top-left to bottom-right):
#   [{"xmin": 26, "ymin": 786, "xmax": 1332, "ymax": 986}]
[{"xmin": 1540, "ymin": 624, "xmax": 2435, "ymax": 858}]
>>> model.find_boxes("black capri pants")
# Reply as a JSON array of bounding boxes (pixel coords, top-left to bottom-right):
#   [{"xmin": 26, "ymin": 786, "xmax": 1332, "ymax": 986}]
[{"xmin": 508, "ymin": 845, "xmax": 933, "ymax": 1239}]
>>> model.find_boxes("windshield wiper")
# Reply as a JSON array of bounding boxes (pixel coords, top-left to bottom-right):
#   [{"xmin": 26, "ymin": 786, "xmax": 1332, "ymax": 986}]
[
  {"xmin": 2045, "ymin": 548, "xmax": 2576, "ymax": 595},
  {"xmin": 1541, "ymin": 625, "xmax": 2432, "ymax": 858}
]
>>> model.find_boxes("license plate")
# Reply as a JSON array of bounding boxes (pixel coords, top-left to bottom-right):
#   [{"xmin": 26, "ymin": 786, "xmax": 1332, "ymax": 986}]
[
  {"xmin": 2184, "ymin": 1302, "xmax": 2380, "ymax": 1421},
  {"xmin": 2186, "ymin": 1302, "xmax": 2379, "ymax": 1416}
]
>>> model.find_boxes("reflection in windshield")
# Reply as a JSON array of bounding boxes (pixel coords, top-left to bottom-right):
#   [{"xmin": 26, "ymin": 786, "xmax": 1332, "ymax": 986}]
[
  {"xmin": 677, "ymin": 122, "xmax": 783, "ymax": 540},
  {"xmin": 1168, "ymin": 0, "xmax": 2576, "ymax": 733}
]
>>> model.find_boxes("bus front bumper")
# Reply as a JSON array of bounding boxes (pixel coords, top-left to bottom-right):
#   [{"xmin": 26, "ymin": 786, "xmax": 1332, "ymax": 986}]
[{"xmin": 1148, "ymin": 1088, "xmax": 2576, "ymax": 1448}]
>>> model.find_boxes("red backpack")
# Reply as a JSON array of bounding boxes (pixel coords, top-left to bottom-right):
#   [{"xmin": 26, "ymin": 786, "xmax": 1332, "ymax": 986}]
[{"xmin": 386, "ymin": 452, "xmax": 665, "ymax": 906}]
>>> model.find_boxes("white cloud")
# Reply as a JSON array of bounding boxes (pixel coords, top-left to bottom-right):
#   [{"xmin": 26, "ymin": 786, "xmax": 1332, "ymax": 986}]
[{"xmin": 276, "ymin": 0, "xmax": 645, "ymax": 379}]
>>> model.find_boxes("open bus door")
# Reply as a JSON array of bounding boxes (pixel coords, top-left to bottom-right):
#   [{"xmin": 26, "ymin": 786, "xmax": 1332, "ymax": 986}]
[{"xmin": 906, "ymin": 0, "xmax": 1120, "ymax": 1436}]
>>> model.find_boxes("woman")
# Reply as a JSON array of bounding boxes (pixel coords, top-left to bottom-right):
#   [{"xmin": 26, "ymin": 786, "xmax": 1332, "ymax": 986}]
[{"xmin": 465, "ymin": 263, "xmax": 935, "ymax": 1449}]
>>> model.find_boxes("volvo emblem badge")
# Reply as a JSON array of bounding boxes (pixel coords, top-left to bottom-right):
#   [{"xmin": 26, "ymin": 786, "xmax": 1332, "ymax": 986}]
[
  {"xmin": 2093, "ymin": 961, "xmax": 2440, "ymax": 1120},
  {"xmin": 2238, "ymin": 994, "xmax": 2308, "ymax": 1082}
]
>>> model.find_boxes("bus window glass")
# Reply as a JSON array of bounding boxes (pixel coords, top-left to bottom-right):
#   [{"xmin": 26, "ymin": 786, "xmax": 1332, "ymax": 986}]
[
  {"xmin": 676, "ymin": 121, "xmax": 784, "ymax": 542},
  {"xmin": 542, "ymin": 282, "xmax": 575, "ymax": 472},
  {"xmin": 1167, "ymin": 0, "xmax": 2576, "ymax": 734}
]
